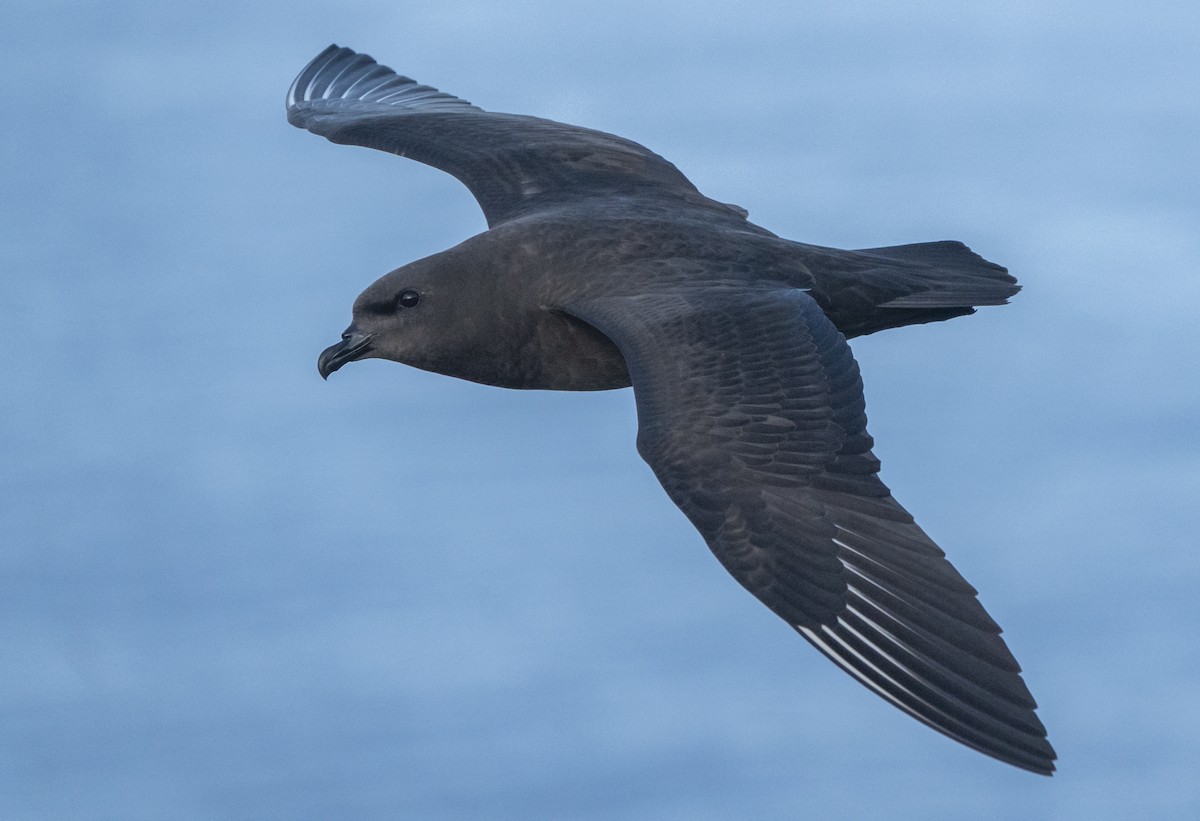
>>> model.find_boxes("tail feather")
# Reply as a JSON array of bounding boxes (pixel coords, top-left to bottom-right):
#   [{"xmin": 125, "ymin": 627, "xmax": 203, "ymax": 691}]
[
  {"xmin": 818, "ymin": 241, "xmax": 1020, "ymax": 338},
  {"xmin": 859, "ymin": 241, "xmax": 1020, "ymax": 309},
  {"xmin": 856, "ymin": 240, "xmax": 1005, "ymax": 270}
]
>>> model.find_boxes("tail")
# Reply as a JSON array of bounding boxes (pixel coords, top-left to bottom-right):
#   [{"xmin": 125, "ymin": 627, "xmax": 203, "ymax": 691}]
[{"xmin": 827, "ymin": 241, "xmax": 1020, "ymax": 338}]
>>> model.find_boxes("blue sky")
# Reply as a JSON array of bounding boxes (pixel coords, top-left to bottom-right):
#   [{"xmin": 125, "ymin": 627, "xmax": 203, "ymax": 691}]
[{"xmin": 2, "ymin": 1, "xmax": 1198, "ymax": 818}]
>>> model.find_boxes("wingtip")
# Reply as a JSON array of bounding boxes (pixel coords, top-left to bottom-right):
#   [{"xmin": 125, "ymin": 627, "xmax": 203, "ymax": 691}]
[
  {"xmin": 286, "ymin": 43, "xmax": 478, "ymax": 127},
  {"xmin": 795, "ymin": 613, "xmax": 1059, "ymax": 776},
  {"xmin": 1009, "ymin": 732, "xmax": 1058, "ymax": 776},
  {"xmin": 287, "ymin": 44, "xmax": 361, "ymax": 114},
  {"xmin": 1018, "ymin": 747, "xmax": 1057, "ymax": 776}
]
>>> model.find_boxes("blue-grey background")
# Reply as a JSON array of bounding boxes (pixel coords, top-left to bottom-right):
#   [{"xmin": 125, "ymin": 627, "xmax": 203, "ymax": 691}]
[{"xmin": 3, "ymin": 1, "xmax": 1197, "ymax": 818}]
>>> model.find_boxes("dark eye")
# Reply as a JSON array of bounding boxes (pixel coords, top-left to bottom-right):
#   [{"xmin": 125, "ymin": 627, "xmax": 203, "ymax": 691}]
[{"xmin": 396, "ymin": 289, "xmax": 421, "ymax": 309}]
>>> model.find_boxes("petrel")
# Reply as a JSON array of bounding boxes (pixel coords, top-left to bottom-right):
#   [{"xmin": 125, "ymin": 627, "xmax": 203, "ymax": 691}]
[{"xmin": 288, "ymin": 44, "xmax": 1055, "ymax": 774}]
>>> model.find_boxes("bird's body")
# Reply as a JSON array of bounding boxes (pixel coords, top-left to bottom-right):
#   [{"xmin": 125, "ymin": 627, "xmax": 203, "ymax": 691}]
[
  {"xmin": 340, "ymin": 201, "xmax": 1014, "ymax": 390},
  {"xmin": 290, "ymin": 45, "xmax": 1056, "ymax": 774}
]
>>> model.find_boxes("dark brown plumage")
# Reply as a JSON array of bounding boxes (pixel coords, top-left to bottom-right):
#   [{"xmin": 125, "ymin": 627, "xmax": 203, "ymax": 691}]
[{"xmin": 290, "ymin": 44, "xmax": 1053, "ymax": 774}]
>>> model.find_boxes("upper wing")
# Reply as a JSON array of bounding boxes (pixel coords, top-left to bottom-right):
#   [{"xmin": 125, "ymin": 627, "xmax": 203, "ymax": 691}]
[
  {"xmin": 287, "ymin": 45, "xmax": 707, "ymax": 227},
  {"xmin": 562, "ymin": 285, "xmax": 1056, "ymax": 774}
]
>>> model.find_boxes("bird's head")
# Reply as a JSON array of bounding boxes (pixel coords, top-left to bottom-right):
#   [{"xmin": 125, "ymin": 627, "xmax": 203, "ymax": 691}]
[
  {"xmin": 316, "ymin": 241, "xmax": 507, "ymax": 381},
  {"xmin": 316, "ymin": 255, "xmax": 448, "ymax": 379}
]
